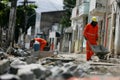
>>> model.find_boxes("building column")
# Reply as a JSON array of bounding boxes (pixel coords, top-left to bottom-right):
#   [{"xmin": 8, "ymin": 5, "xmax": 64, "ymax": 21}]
[
  {"xmin": 108, "ymin": 3, "xmax": 116, "ymax": 53},
  {"xmin": 114, "ymin": 6, "xmax": 120, "ymax": 56}
]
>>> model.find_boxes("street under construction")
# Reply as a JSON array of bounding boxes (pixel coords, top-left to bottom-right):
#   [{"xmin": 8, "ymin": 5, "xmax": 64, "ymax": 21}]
[
  {"xmin": 1, "ymin": 0, "xmax": 120, "ymax": 80},
  {"xmin": 0, "ymin": 47, "xmax": 120, "ymax": 80}
]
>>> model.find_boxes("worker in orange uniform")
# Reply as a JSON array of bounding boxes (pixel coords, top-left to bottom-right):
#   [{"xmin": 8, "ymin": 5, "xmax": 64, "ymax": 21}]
[
  {"xmin": 83, "ymin": 16, "xmax": 99, "ymax": 61},
  {"xmin": 31, "ymin": 38, "xmax": 47, "ymax": 51}
]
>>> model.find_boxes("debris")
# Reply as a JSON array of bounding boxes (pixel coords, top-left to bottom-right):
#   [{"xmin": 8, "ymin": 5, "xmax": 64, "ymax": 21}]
[
  {"xmin": 0, "ymin": 51, "xmax": 7, "ymax": 60},
  {"xmin": 0, "ymin": 47, "xmax": 120, "ymax": 80},
  {"xmin": 17, "ymin": 68, "xmax": 35, "ymax": 80},
  {"xmin": 46, "ymin": 57, "xmax": 75, "ymax": 62},
  {"xmin": 0, "ymin": 59, "xmax": 10, "ymax": 75},
  {"xmin": 0, "ymin": 74, "xmax": 20, "ymax": 80}
]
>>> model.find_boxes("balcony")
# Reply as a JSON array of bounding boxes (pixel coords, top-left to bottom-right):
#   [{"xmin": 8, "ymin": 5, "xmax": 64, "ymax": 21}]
[
  {"xmin": 89, "ymin": 0, "xmax": 107, "ymax": 16},
  {"xmin": 71, "ymin": 7, "xmax": 79, "ymax": 20},
  {"xmin": 78, "ymin": 2, "xmax": 89, "ymax": 17}
]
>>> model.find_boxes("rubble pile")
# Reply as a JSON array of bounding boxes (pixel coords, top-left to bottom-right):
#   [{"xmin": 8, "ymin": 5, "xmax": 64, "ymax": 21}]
[
  {"xmin": 0, "ymin": 49, "xmax": 7, "ymax": 60},
  {"xmin": 0, "ymin": 48, "xmax": 120, "ymax": 80}
]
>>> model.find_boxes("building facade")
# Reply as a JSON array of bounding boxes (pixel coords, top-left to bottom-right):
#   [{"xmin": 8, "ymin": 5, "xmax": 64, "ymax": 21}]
[
  {"xmin": 40, "ymin": 10, "xmax": 65, "ymax": 37},
  {"xmin": 71, "ymin": 0, "xmax": 89, "ymax": 53},
  {"xmin": 71, "ymin": 0, "xmax": 120, "ymax": 55}
]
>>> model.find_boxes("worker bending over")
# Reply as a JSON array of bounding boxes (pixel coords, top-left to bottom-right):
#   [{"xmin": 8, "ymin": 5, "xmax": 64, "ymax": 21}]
[{"xmin": 31, "ymin": 38, "xmax": 47, "ymax": 51}]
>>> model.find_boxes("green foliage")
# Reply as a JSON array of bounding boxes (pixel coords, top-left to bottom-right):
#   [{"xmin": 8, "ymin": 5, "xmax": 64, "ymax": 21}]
[
  {"xmin": 0, "ymin": 0, "xmax": 9, "ymax": 5},
  {"xmin": 14, "ymin": 4, "xmax": 37, "ymax": 42},
  {"xmin": 63, "ymin": 0, "xmax": 76, "ymax": 9},
  {"xmin": 0, "ymin": 0, "xmax": 37, "ymax": 43},
  {"xmin": 16, "ymin": 6, "xmax": 25, "ymax": 29},
  {"xmin": 25, "ymin": 4, "xmax": 36, "ymax": 33},
  {"xmin": 27, "ymin": 4, "xmax": 37, "ymax": 9},
  {"xmin": 60, "ymin": 14, "xmax": 71, "ymax": 27},
  {"xmin": 16, "ymin": 4, "xmax": 37, "ymax": 33},
  {"xmin": 0, "ymin": 1, "xmax": 10, "ymax": 27},
  {"xmin": 0, "ymin": 0, "xmax": 10, "ymax": 47},
  {"xmin": 60, "ymin": 0, "xmax": 76, "ymax": 27}
]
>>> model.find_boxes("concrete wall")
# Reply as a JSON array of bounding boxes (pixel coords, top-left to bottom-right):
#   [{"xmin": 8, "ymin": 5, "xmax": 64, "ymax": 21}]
[{"xmin": 40, "ymin": 10, "xmax": 65, "ymax": 36}]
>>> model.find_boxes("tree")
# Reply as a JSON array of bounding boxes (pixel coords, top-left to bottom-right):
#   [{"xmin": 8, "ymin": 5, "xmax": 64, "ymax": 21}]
[
  {"xmin": 0, "ymin": 0, "xmax": 10, "ymax": 47},
  {"xmin": 0, "ymin": 0, "xmax": 37, "ymax": 48},
  {"xmin": 7, "ymin": 0, "xmax": 17, "ymax": 47},
  {"xmin": 60, "ymin": 0, "xmax": 76, "ymax": 28},
  {"xmin": 0, "ymin": 0, "xmax": 11, "ymax": 27},
  {"xmin": 14, "ymin": 4, "xmax": 37, "ymax": 43}
]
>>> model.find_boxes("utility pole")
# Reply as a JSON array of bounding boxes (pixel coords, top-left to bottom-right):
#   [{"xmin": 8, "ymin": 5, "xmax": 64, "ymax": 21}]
[
  {"xmin": 7, "ymin": 0, "xmax": 17, "ymax": 47},
  {"xmin": 20, "ymin": 0, "xmax": 35, "ymax": 48}
]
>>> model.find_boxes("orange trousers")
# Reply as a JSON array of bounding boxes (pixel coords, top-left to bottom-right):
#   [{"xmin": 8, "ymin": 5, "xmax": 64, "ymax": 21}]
[
  {"xmin": 86, "ymin": 41, "xmax": 97, "ymax": 61},
  {"xmin": 40, "ymin": 43, "xmax": 47, "ymax": 51}
]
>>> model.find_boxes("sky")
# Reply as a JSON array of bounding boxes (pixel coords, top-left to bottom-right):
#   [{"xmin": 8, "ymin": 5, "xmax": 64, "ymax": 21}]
[{"xmin": 18, "ymin": 0, "xmax": 64, "ymax": 12}]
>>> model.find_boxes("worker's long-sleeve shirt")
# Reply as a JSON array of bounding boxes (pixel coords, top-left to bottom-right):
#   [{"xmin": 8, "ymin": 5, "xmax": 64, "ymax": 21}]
[{"xmin": 83, "ymin": 23, "xmax": 98, "ymax": 44}]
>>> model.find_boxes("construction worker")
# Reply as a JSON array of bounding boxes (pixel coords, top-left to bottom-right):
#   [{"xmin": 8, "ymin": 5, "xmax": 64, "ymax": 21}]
[
  {"xmin": 31, "ymin": 38, "xmax": 47, "ymax": 51},
  {"xmin": 83, "ymin": 16, "xmax": 99, "ymax": 61}
]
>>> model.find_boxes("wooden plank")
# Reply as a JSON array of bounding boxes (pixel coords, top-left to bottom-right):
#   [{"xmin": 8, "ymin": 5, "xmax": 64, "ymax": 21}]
[
  {"xmin": 46, "ymin": 58, "xmax": 75, "ymax": 62},
  {"xmin": 90, "ymin": 62, "xmax": 120, "ymax": 66}
]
